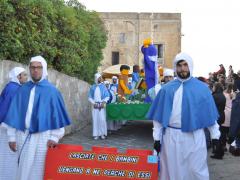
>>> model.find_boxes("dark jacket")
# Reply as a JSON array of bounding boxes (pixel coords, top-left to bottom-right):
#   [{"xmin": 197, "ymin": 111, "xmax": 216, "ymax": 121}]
[
  {"xmin": 213, "ymin": 92, "xmax": 226, "ymax": 125},
  {"xmin": 233, "ymin": 79, "xmax": 240, "ymax": 92},
  {"xmin": 229, "ymin": 92, "xmax": 240, "ymax": 138}
]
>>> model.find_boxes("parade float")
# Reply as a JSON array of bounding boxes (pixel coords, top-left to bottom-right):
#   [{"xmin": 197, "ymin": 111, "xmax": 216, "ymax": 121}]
[
  {"xmin": 106, "ymin": 83, "xmax": 151, "ymax": 121},
  {"xmin": 103, "ymin": 63, "xmax": 164, "ymax": 121},
  {"xmin": 103, "ymin": 38, "xmax": 165, "ymax": 121}
]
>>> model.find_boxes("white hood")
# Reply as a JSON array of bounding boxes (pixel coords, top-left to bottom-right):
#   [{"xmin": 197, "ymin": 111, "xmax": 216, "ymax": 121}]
[
  {"xmin": 94, "ymin": 73, "xmax": 102, "ymax": 84},
  {"xmin": 9, "ymin": 67, "xmax": 26, "ymax": 85},
  {"xmin": 163, "ymin": 68, "xmax": 174, "ymax": 77},
  {"xmin": 173, "ymin": 52, "xmax": 193, "ymax": 80},
  {"xmin": 112, "ymin": 76, "xmax": 118, "ymax": 80}
]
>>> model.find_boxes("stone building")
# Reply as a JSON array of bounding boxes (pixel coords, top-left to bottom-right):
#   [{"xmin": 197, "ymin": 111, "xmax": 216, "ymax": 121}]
[{"xmin": 99, "ymin": 12, "xmax": 181, "ymax": 71}]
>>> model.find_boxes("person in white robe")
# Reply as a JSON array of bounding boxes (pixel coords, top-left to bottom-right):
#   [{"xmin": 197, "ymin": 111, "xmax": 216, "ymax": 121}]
[
  {"xmin": 148, "ymin": 68, "xmax": 174, "ymax": 101},
  {"xmin": 109, "ymin": 76, "xmax": 118, "ymax": 103},
  {"xmin": 162, "ymin": 68, "xmax": 174, "ymax": 84},
  {"xmin": 0, "ymin": 67, "xmax": 27, "ymax": 180},
  {"xmin": 104, "ymin": 80, "xmax": 116, "ymax": 133},
  {"xmin": 88, "ymin": 73, "xmax": 110, "ymax": 140},
  {"xmin": 147, "ymin": 52, "xmax": 222, "ymax": 180},
  {"xmin": 2, "ymin": 56, "xmax": 71, "ymax": 180},
  {"xmin": 108, "ymin": 76, "xmax": 122, "ymax": 131}
]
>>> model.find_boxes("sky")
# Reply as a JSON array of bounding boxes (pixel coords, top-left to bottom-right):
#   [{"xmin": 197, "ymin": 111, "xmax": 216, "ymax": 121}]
[{"xmin": 78, "ymin": 0, "xmax": 240, "ymax": 77}]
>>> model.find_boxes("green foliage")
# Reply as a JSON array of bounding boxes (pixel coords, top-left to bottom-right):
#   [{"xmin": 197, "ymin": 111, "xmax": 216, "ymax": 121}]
[{"xmin": 0, "ymin": 0, "xmax": 107, "ymax": 83}]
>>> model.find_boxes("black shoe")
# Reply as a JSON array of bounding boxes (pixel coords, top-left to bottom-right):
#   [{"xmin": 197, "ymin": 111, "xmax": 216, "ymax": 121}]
[
  {"xmin": 211, "ymin": 139, "xmax": 224, "ymax": 158},
  {"xmin": 212, "ymin": 144, "xmax": 217, "ymax": 153},
  {"xmin": 210, "ymin": 154, "xmax": 223, "ymax": 159},
  {"xmin": 232, "ymin": 148, "xmax": 240, "ymax": 156},
  {"xmin": 229, "ymin": 145, "xmax": 236, "ymax": 154}
]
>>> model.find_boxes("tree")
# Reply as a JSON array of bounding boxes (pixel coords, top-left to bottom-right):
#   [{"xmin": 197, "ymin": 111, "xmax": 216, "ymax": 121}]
[{"xmin": 0, "ymin": 0, "xmax": 107, "ymax": 83}]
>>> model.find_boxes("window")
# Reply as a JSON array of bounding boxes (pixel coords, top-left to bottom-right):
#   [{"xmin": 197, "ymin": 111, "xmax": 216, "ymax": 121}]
[
  {"xmin": 155, "ymin": 44, "xmax": 164, "ymax": 58},
  {"xmin": 154, "ymin": 44, "xmax": 164, "ymax": 64},
  {"xmin": 119, "ymin": 33, "xmax": 126, "ymax": 44},
  {"xmin": 112, "ymin": 52, "xmax": 119, "ymax": 65}
]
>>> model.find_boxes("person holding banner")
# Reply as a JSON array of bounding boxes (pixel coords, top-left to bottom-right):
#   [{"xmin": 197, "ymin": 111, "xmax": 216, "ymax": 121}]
[
  {"xmin": 88, "ymin": 73, "xmax": 110, "ymax": 140},
  {"xmin": 147, "ymin": 52, "xmax": 222, "ymax": 180},
  {"xmin": 0, "ymin": 67, "xmax": 27, "ymax": 180},
  {"xmin": 2, "ymin": 55, "xmax": 71, "ymax": 180}
]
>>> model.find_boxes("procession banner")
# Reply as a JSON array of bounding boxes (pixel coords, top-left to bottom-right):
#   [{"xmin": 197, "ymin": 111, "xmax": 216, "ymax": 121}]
[{"xmin": 44, "ymin": 144, "xmax": 158, "ymax": 180}]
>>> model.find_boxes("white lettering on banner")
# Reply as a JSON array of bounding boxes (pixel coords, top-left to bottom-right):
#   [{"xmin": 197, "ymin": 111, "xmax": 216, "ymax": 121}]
[
  {"xmin": 98, "ymin": 154, "xmax": 108, "ymax": 161},
  {"xmin": 115, "ymin": 156, "xmax": 139, "ymax": 163},
  {"xmin": 85, "ymin": 168, "xmax": 91, "ymax": 174},
  {"xmin": 128, "ymin": 171, "xmax": 135, "ymax": 178},
  {"xmin": 56, "ymin": 166, "xmax": 153, "ymax": 179},
  {"xmin": 58, "ymin": 166, "xmax": 84, "ymax": 174},
  {"xmin": 137, "ymin": 171, "xmax": 152, "ymax": 179},
  {"xmin": 103, "ymin": 169, "xmax": 126, "ymax": 177},
  {"xmin": 69, "ymin": 152, "xmax": 95, "ymax": 160},
  {"xmin": 92, "ymin": 168, "xmax": 101, "ymax": 175}
]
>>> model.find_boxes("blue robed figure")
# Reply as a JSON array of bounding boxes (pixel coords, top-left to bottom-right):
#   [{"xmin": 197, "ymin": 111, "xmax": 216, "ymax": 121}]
[
  {"xmin": 0, "ymin": 67, "xmax": 27, "ymax": 180},
  {"xmin": 2, "ymin": 56, "xmax": 71, "ymax": 180},
  {"xmin": 0, "ymin": 67, "xmax": 27, "ymax": 123},
  {"xmin": 146, "ymin": 52, "xmax": 222, "ymax": 180},
  {"xmin": 141, "ymin": 39, "xmax": 159, "ymax": 102},
  {"xmin": 147, "ymin": 77, "xmax": 219, "ymax": 132},
  {"xmin": 88, "ymin": 73, "xmax": 110, "ymax": 140},
  {"xmin": 0, "ymin": 82, "xmax": 21, "ymax": 123},
  {"xmin": 4, "ymin": 79, "xmax": 71, "ymax": 133}
]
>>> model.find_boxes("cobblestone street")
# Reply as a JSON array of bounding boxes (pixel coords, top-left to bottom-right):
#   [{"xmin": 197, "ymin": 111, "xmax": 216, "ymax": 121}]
[{"xmin": 61, "ymin": 120, "xmax": 240, "ymax": 180}]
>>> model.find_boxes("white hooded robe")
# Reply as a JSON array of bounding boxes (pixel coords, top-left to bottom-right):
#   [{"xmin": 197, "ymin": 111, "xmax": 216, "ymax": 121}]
[
  {"xmin": 152, "ymin": 52, "xmax": 220, "ymax": 180},
  {"xmin": 0, "ymin": 67, "xmax": 25, "ymax": 180},
  {"xmin": 3, "ymin": 56, "xmax": 65, "ymax": 180},
  {"xmin": 88, "ymin": 73, "xmax": 109, "ymax": 137}
]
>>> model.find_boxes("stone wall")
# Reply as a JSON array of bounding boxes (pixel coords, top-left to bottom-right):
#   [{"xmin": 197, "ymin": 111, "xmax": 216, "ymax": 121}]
[
  {"xmin": 99, "ymin": 12, "xmax": 181, "ymax": 71},
  {"xmin": 0, "ymin": 60, "xmax": 92, "ymax": 134}
]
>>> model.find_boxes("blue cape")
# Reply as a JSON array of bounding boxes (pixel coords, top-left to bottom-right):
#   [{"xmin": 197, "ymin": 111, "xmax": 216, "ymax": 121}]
[
  {"xmin": 132, "ymin": 72, "xmax": 140, "ymax": 83},
  {"xmin": 88, "ymin": 83, "xmax": 110, "ymax": 101},
  {"xmin": 107, "ymin": 89, "xmax": 113, "ymax": 104},
  {"xmin": 4, "ymin": 79, "xmax": 71, "ymax": 133},
  {"xmin": 0, "ymin": 82, "xmax": 21, "ymax": 123},
  {"xmin": 146, "ymin": 78, "xmax": 219, "ymax": 132},
  {"xmin": 110, "ymin": 84, "xmax": 118, "ymax": 91}
]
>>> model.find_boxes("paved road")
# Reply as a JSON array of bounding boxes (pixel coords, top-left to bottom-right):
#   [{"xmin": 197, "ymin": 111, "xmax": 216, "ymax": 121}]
[{"xmin": 61, "ymin": 120, "xmax": 240, "ymax": 180}]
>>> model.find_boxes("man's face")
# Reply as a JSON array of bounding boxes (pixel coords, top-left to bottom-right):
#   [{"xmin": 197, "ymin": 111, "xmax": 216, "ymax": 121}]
[
  {"xmin": 164, "ymin": 76, "xmax": 174, "ymax": 83},
  {"xmin": 29, "ymin": 62, "xmax": 43, "ymax": 82},
  {"xmin": 113, "ymin": 79, "xmax": 117, "ymax": 84},
  {"xmin": 176, "ymin": 60, "xmax": 190, "ymax": 79},
  {"xmin": 134, "ymin": 66, "xmax": 140, "ymax": 73},
  {"xmin": 17, "ymin": 71, "xmax": 28, "ymax": 84},
  {"xmin": 97, "ymin": 76, "xmax": 102, "ymax": 84}
]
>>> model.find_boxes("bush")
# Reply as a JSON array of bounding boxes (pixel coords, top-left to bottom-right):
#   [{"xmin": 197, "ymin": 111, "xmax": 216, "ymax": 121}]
[{"xmin": 0, "ymin": 0, "xmax": 107, "ymax": 83}]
